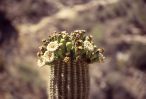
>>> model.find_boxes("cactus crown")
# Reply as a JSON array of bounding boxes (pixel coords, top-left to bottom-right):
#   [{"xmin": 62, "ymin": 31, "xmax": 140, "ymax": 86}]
[{"xmin": 37, "ymin": 30, "xmax": 105, "ymax": 67}]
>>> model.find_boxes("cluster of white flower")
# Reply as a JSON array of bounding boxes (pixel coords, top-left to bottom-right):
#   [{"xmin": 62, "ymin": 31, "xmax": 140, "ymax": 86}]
[
  {"xmin": 37, "ymin": 30, "xmax": 105, "ymax": 67},
  {"xmin": 37, "ymin": 41, "xmax": 59, "ymax": 67},
  {"xmin": 83, "ymin": 40, "xmax": 94, "ymax": 51}
]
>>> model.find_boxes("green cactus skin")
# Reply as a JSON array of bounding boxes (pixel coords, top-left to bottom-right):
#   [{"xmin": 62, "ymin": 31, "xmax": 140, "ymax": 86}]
[{"xmin": 47, "ymin": 59, "xmax": 89, "ymax": 99}]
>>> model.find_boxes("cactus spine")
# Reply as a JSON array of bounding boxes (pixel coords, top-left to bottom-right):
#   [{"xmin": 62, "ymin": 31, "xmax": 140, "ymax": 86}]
[{"xmin": 37, "ymin": 30, "xmax": 105, "ymax": 99}]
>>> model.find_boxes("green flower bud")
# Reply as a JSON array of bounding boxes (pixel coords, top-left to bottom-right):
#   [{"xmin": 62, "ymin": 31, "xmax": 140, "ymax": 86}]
[
  {"xmin": 66, "ymin": 42, "xmax": 72, "ymax": 48},
  {"xmin": 60, "ymin": 39, "xmax": 65, "ymax": 43},
  {"xmin": 59, "ymin": 43, "xmax": 63, "ymax": 47},
  {"xmin": 66, "ymin": 42, "xmax": 72, "ymax": 51}
]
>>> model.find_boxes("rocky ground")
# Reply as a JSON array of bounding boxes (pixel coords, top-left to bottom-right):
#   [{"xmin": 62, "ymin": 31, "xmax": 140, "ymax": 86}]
[{"xmin": 0, "ymin": 0, "xmax": 146, "ymax": 99}]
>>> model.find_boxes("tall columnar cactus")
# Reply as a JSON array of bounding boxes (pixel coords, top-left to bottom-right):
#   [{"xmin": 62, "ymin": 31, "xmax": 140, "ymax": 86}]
[{"xmin": 37, "ymin": 30, "xmax": 105, "ymax": 99}]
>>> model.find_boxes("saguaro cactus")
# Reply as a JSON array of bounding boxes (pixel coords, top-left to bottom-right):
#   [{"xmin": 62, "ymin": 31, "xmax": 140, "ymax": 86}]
[{"xmin": 37, "ymin": 30, "xmax": 104, "ymax": 99}]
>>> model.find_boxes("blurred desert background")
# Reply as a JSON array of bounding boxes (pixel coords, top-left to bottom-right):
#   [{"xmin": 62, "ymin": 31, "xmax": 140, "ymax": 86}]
[{"xmin": 0, "ymin": 0, "xmax": 146, "ymax": 99}]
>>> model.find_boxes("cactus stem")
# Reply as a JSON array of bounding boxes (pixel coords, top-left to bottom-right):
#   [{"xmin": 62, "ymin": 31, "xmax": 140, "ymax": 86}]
[
  {"xmin": 61, "ymin": 61, "xmax": 65, "ymax": 99},
  {"xmin": 84, "ymin": 62, "xmax": 89, "ymax": 99},
  {"xmin": 67, "ymin": 59, "xmax": 71, "ymax": 99},
  {"xmin": 73, "ymin": 60, "xmax": 77, "ymax": 99},
  {"xmin": 79, "ymin": 60, "xmax": 83, "ymax": 99}
]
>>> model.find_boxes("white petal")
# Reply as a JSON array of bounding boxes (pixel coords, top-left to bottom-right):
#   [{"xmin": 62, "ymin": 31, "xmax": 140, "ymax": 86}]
[
  {"xmin": 47, "ymin": 41, "xmax": 59, "ymax": 52},
  {"xmin": 84, "ymin": 41, "xmax": 94, "ymax": 51},
  {"xmin": 43, "ymin": 51, "xmax": 55, "ymax": 63}
]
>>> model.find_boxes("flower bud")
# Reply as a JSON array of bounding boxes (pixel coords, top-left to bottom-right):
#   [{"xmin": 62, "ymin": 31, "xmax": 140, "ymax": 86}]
[
  {"xmin": 59, "ymin": 43, "xmax": 63, "ymax": 47},
  {"xmin": 60, "ymin": 39, "xmax": 65, "ymax": 43},
  {"xmin": 66, "ymin": 42, "xmax": 72, "ymax": 51}
]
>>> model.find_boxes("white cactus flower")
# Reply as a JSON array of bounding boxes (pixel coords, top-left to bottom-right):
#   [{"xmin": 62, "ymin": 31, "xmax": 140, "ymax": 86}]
[
  {"xmin": 47, "ymin": 41, "xmax": 59, "ymax": 52},
  {"xmin": 43, "ymin": 51, "xmax": 55, "ymax": 63},
  {"xmin": 83, "ymin": 40, "xmax": 94, "ymax": 51},
  {"xmin": 37, "ymin": 57, "xmax": 46, "ymax": 67}
]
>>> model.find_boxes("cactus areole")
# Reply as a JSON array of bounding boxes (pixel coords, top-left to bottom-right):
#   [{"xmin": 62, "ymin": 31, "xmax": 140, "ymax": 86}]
[{"xmin": 37, "ymin": 30, "xmax": 105, "ymax": 99}]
